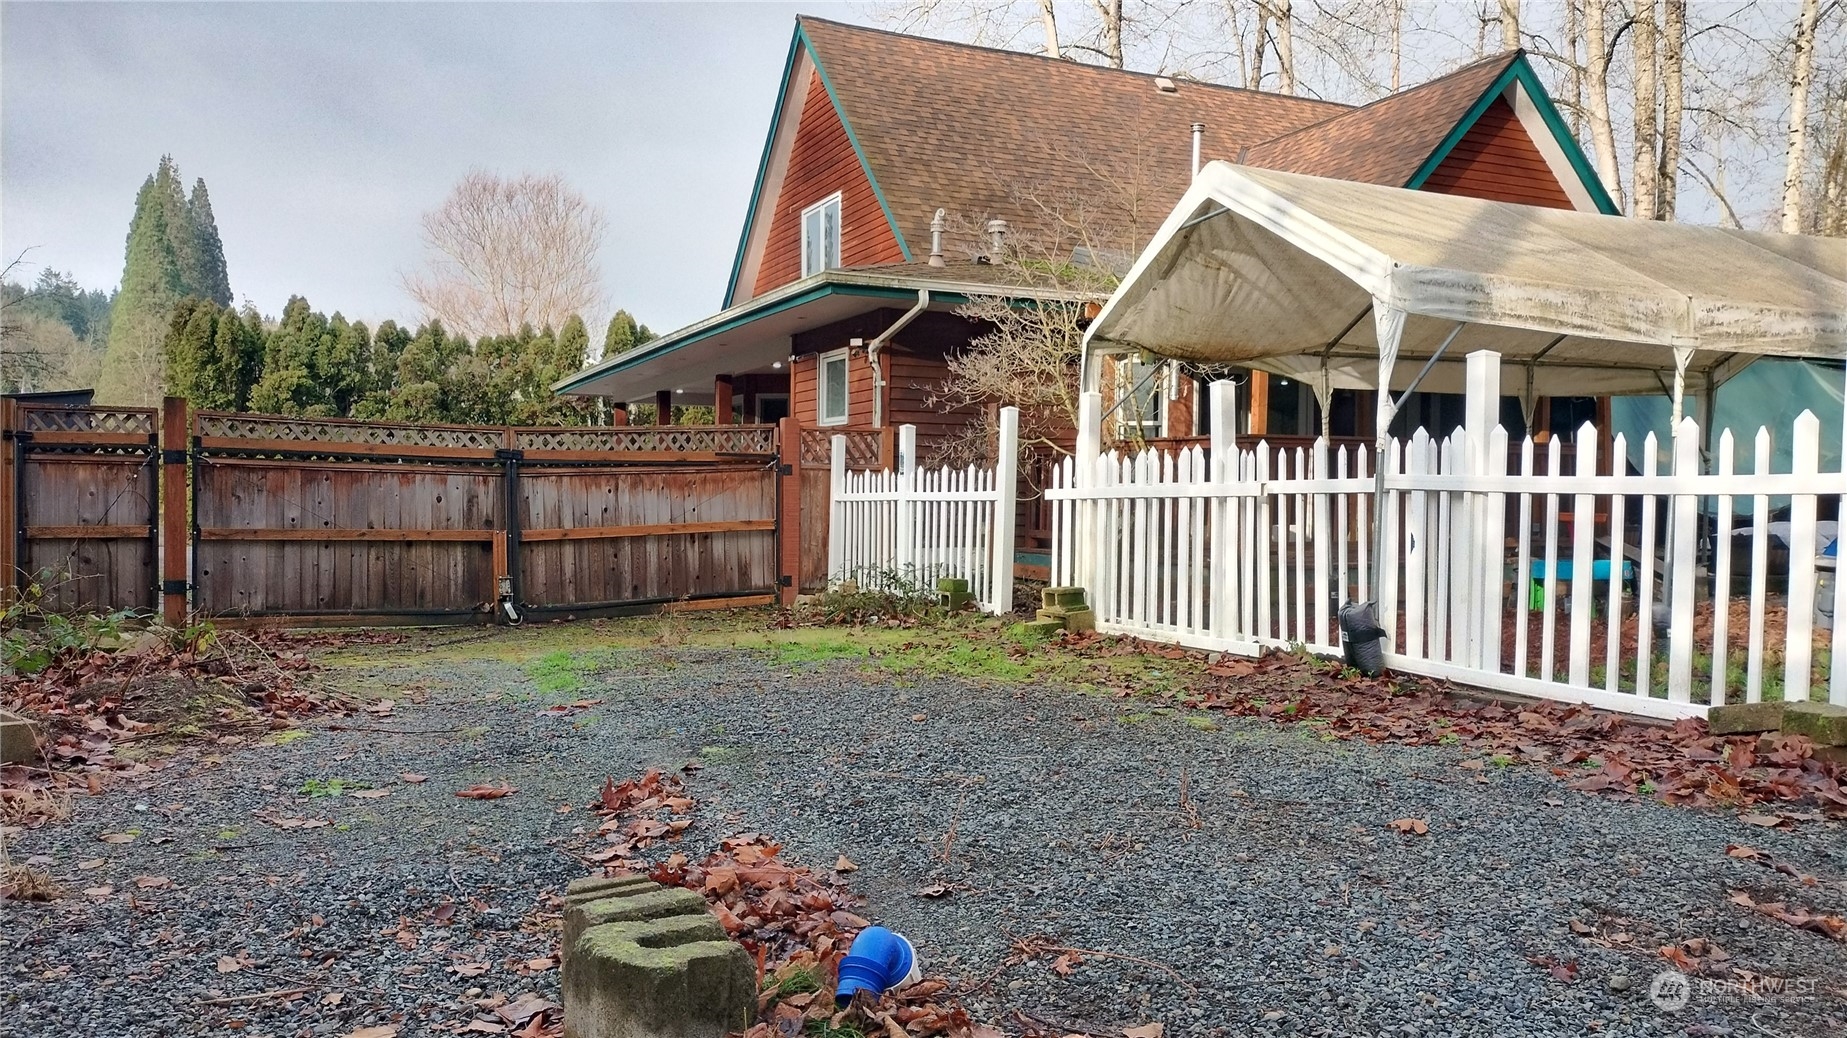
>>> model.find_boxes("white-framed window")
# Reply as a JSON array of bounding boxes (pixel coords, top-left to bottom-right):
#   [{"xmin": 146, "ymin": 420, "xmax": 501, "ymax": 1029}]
[
  {"xmin": 1116, "ymin": 357, "xmax": 1165, "ymax": 438},
  {"xmin": 816, "ymin": 349, "xmax": 849, "ymax": 426},
  {"xmin": 801, "ymin": 193, "xmax": 842, "ymax": 277}
]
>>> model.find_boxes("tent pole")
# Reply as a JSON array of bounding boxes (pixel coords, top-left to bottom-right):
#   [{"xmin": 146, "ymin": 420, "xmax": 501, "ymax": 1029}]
[{"xmin": 1367, "ymin": 312, "xmax": 1465, "ymax": 613}]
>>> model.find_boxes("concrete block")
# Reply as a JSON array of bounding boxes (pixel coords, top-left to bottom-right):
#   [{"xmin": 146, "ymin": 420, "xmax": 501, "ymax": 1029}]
[
  {"xmin": 563, "ymin": 885, "xmax": 710, "ymax": 955},
  {"xmin": 1042, "ymin": 586, "xmax": 1087, "ymax": 610},
  {"xmin": 1782, "ymin": 702, "xmax": 1847, "ymax": 746},
  {"xmin": 1061, "ymin": 607, "xmax": 1096, "ymax": 633},
  {"xmin": 1, "ymin": 710, "xmax": 41, "ymax": 765},
  {"xmin": 564, "ymin": 914, "xmax": 755, "ymax": 1038},
  {"xmin": 565, "ymin": 874, "xmax": 657, "ymax": 906},
  {"xmin": 936, "ymin": 577, "xmax": 970, "ymax": 594},
  {"xmin": 940, "ymin": 591, "xmax": 975, "ymax": 611},
  {"xmin": 1707, "ymin": 701, "xmax": 1786, "ymax": 736},
  {"xmin": 1021, "ymin": 619, "xmax": 1064, "ymax": 637}
]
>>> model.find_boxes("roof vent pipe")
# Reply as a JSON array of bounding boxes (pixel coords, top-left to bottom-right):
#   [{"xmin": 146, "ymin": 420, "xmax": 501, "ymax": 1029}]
[
  {"xmin": 985, "ymin": 218, "xmax": 1009, "ymax": 260},
  {"xmin": 1191, "ymin": 122, "xmax": 1205, "ymax": 177},
  {"xmin": 929, "ymin": 208, "xmax": 947, "ymax": 267}
]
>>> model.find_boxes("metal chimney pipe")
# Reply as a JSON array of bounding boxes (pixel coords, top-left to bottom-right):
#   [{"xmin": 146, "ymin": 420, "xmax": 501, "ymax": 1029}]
[
  {"xmin": 1191, "ymin": 122, "xmax": 1205, "ymax": 177},
  {"xmin": 929, "ymin": 208, "xmax": 947, "ymax": 267},
  {"xmin": 985, "ymin": 218, "xmax": 1008, "ymax": 259}
]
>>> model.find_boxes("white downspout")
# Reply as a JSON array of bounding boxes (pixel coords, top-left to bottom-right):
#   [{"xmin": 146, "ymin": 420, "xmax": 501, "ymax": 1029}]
[{"xmin": 867, "ymin": 289, "xmax": 930, "ymax": 428}]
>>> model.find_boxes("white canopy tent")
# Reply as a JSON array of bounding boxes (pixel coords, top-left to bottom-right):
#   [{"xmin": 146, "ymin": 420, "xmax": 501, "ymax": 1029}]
[{"xmin": 1084, "ymin": 163, "xmax": 1847, "ymax": 441}]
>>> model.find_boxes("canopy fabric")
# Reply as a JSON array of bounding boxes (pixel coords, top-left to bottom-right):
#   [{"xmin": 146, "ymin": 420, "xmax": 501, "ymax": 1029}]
[{"xmin": 1084, "ymin": 163, "xmax": 1847, "ymax": 398}]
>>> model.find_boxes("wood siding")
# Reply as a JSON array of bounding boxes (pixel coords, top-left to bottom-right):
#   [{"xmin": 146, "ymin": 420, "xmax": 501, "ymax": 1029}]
[
  {"xmin": 753, "ymin": 72, "xmax": 905, "ymax": 297},
  {"xmin": 1422, "ymin": 98, "xmax": 1575, "ymax": 210},
  {"xmin": 790, "ymin": 350, "xmax": 876, "ymax": 428},
  {"xmin": 885, "ymin": 352, "xmax": 983, "ymax": 451}
]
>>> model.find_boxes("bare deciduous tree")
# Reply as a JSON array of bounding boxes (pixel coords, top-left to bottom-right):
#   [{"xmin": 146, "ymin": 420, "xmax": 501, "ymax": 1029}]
[{"xmin": 404, "ymin": 171, "xmax": 608, "ymax": 341}]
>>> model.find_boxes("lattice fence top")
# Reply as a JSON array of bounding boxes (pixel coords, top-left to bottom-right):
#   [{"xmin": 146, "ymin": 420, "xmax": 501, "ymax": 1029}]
[
  {"xmin": 197, "ymin": 413, "xmax": 505, "ymax": 451},
  {"xmin": 22, "ymin": 407, "xmax": 156, "ymax": 435},
  {"xmin": 801, "ymin": 428, "xmax": 884, "ymax": 468},
  {"xmin": 516, "ymin": 426, "xmax": 776, "ymax": 455}
]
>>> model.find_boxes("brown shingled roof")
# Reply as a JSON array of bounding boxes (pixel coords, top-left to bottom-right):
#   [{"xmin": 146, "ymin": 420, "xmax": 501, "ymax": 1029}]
[
  {"xmin": 1232, "ymin": 52, "xmax": 1519, "ymax": 186},
  {"xmin": 797, "ymin": 16, "xmax": 1348, "ymax": 253}
]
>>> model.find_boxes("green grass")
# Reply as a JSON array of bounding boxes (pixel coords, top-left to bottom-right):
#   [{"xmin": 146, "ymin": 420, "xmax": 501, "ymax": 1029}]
[
  {"xmin": 300, "ymin": 777, "xmax": 368, "ymax": 798},
  {"xmin": 771, "ymin": 965, "xmax": 821, "ymax": 996},
  {"xmin": 877, "ymin": 641, "xmax": 1033, "ymax": 681},
  {"xmin": 768, "ymin": 639, "xmax": 869, "ymax": 665},
  {"xmin": 526, "ymin": 650, "xmax": 598, "ymax": 699}
]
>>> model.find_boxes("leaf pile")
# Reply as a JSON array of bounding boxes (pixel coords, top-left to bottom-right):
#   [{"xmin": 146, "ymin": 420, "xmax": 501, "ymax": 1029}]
[
  {"xmin": 3, "ymin": 624, "xmax": 384, "ymax": 820},
  {"xmin": 578, "ymin": 772, "xmax": 978, "ymax": 1038},
  {"xmin": 1062, "ymin": 635, "xmax": 1847, "ymax": 822}
]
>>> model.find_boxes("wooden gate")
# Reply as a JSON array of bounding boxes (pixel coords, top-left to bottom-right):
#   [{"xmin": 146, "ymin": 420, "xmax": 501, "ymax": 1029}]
[{"xmin": 5, "ymin": 404, "xmax": 159, "ymax": 613}]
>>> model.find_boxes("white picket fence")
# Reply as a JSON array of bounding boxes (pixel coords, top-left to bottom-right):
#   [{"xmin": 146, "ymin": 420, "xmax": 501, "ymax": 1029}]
[
  {"xmin": 1048, "ymin": 366, "xmax": 1847, "ymax": 720},
  {"xmin": 828, "ymin": 408, "xmax": 1019, "ymax": 614}
]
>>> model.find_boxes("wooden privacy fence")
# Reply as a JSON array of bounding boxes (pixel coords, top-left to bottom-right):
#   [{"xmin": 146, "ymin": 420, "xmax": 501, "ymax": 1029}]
[
  {"xmin": 1049, "ymin": 368, "xmax": 1847, "ymax": 721},
  {"xmin": 828, "ymin": 409, "xmax": 1020, "ymax": 614},
  {"xmin": 4, "ymin": 399, "xmax": 804, "ymax": 624}
]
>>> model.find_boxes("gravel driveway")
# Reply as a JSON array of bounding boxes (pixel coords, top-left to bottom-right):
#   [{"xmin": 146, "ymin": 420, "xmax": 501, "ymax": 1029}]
[{"xmin": 4, "ymin": 619, "xmax": 1843, "ymax": 1038}]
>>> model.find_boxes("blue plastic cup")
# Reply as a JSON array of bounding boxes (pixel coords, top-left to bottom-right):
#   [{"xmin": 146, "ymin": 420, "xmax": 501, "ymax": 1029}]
[{"xmin": 834, "ymin": 926, "xmax": 920, "ymax": 1004}]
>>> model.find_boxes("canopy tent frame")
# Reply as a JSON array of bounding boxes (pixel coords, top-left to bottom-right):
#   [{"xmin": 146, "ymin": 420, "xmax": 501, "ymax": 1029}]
[{"xmin": 1081, "ymin": 162, "xmax": 1847, "ymax": 614}]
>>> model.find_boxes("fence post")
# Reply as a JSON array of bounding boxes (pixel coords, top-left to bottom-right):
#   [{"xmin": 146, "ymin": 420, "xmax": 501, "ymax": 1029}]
[
  {"xmin": 1463, "ymin": 350, "xmax": 1501, "ymax": 670},
  {"xmin": 988, "ymin": 407, "xmax": 1020, "ymax": 613},
  {"xmin": 777, "ymin": 417, "xmax": 802, "ymax": 606},
  {"xmin": 1208, "ymin": 380, "xmax": 1237, "ymax": 638},
  {"xmin": 159, "ymin": 396, "xmax": 190, "ymax": 626},
  {"xmin": 894, "ymin": 424, "xmax": 917, "ymax": 589},
  {"xmin": 828, "ymin": 435, "xmax": 847, "ymax": 587},
  {"xmin": 1667, "ymin": 417, "xmax": 1700, "ymax": 701},
  {"xmin": 0, "ymin": 397, "xmax": 16, "ymax": 605},
  {"xmin": 496, "ymin": 429, "xmax": 524, "ymax": 619},
  {"xmin": 1784, "ymin": 411, "xmax": 1822, "ymax": 700},
  {"xmin": 1075, "ymin": 391, "xmax": 1102, "ymax": 593},
  {"xmin": 880, "ymin": 426, "xmax": 896, "ymax": 471}
]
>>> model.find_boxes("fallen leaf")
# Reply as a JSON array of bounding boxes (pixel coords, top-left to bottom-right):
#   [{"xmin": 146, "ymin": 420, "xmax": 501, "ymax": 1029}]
[
  {"xmin": 217, "ymin": 956, "xmax": 243, "ymax": 973},
  {"xmin": 1123, "ymin": 1026, "xmax": 1164, "ymax": 1038},
  {"xmin": 321, "ymin": 993, "xmax": 345, "ymax": 1006},
  {"xmin": 450, "ymin": 963, "xmax": 490, "ymax": 977},
  {"xmin": 464, "ymin": 1022, "xmax": 506, "ymax": 1034},
  {"xmin": 400, "ymin": 773, "xmax": 428, "ymax": 784},
  {"xmin": 100, "ymin": 833, "xmax": 136, "ymax": 844},
  {"xmin": 77, "ymin": 858, "xmax": 105, "ymax": 870},
  {"xmin": 133, "ymin": 875, "xmax": 173, "ymax": 890},
  {"xmin": 1568, "ymin": 919, "xmax": 1594, "ymax": 935},
  {"xmin": 1739, "ymin": 813, "xmax": 1785, "ymax": 827},
  {"xmin": 911, "ymin": 713, "xmax": 927, "ymax": 722},
  {"xmin": 82, "ymin": 886, "xmax": 113, "ymax": 897},
  {"xmin": 350, "ymin": 789, "xmax": 392, "ymax": 799},
  {"xmin": 834, "ymin": 855, "xmax": 858, "ymax": 873},
  {"xmin": 344, "ymin": 1028, "xmax": 398, "ymax": 1038},
  {"xmin": 432, "ymin": 903, "xmax": 457, "ymax": 922},
  {"xmin": 1387, "ymin": 818, "xmax": 1429, "ymax": 836},
  {"xmin": 525, "ymin": 956, "xmax": 557, "ymax": 972},
  {"xmin": 1724, "ymin": 844, "xmax": 1763, "ymax": 859},
  {"xmin": 912, "ymin": 884, "xmax": 950, "ymax": 898},
  {"xmin": 457, "ymin": 783, "xmax": 518, "ymax": 800}
]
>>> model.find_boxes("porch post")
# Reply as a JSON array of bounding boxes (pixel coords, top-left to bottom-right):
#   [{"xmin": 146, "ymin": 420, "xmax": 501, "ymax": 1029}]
[
  {"xmin": 655, "ymin": 389, "xmax": 673, "ymax": 426},
  {"xmin": 610, "ymin": 403, "xmax": 629, "ymax": 427},
  {"xmin": 714, "ymin": 375, "xmax": 735, "ymax": 425}
]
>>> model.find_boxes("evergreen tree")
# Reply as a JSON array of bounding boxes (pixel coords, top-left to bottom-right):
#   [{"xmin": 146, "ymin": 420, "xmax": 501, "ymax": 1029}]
[
  {"xmin": 163, "ymin": 299, "xmax": 223, "ymax": 408},
  {"xmin": 97, "ymin": 156, "xmax": 231, "ymax": 403},
  {"xmin": 187, "ymin": 179, "xmax": 233, "ymax": 307},
  {"xmin": 602, "ymin": 310, "xmax": 655, "ymax": 358},
  {"xmin": 248, "ymin": 296, "xmax": 331, "ymax": 415}
]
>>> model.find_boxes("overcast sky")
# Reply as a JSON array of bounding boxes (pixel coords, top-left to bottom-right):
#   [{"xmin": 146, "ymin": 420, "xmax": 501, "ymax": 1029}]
[{"xmin": 2, "ymin": 1, "xmax": 882, "ymax": 333}]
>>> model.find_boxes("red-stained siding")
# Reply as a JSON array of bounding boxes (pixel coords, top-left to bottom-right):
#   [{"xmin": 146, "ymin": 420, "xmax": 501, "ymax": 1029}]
[
  {"xmin": 790, "ymin": 349, "xmax": 876, "ymax": 428},
  {"xmin": 753, "ymin": 72, "xmax": 906, "ymax": 297},
  {"xmin": 1422, "ymin": 98, "xmax": 1575, "ymax": 209}
]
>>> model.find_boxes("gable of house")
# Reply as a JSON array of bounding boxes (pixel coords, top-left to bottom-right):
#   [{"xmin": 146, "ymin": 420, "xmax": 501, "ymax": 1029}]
[{"xmin": 726, "ymin": 18, "xmax": 1616, "ymax": 310}]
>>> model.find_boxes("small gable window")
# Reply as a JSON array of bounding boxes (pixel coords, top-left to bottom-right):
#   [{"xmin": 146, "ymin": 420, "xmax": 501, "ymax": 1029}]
[
  {"xmin": 802, "ymin": 194, "xmax": 842, "ymax": 277},
  {"xmin": 817, "ymin": 348, "xmax": 849, "ymax": 426}
]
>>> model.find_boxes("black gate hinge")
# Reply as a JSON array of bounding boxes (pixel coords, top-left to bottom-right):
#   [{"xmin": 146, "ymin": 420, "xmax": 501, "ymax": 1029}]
[
  {"xmin": 777, "ymin": 463, "xmax": 794, "ymax": 476},
  {"xmin": 161, "ymin": 579, "xmax": 193, "ymax": 595},
  {"xmin": 161, "ymin": 448, "xmax": 190, "ymax": 465},
  {"xmin": 777, "ymin": 575, "xmax": 793, "ymax": 587}
]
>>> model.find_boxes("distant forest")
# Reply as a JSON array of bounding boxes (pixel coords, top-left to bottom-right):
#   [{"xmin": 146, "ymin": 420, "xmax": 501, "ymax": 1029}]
[{"xmin": 2, "ymin": 156, "xmax": 661, "ymax": 425}]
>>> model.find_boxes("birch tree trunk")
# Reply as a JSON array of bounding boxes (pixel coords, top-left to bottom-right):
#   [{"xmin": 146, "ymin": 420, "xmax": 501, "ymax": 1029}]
[
  {"xmin": 1781, "ymin": 0, "xmax": 1823, "ymax": 233},
  {"xmin": 1655, "ymin": 0, "xmax": 1685, "ymax": 220},
  {"xmin": 1631, "ymin": 0, "xmax": 1660, "ymax": 220},
  {"xmin": 1584, "ymin": 0, "xmax": 1625, "ymax": 211},
  {"xmin": 1089, "ymin": 0, "xmax": 1125, "ymax": 68},
  {"xmin": 1272, "ymin": 0, "xmax": 1296, "ymax": 95},
  {"xmin": 1250, "ymin": 6, "xmax": 1271, "ymax": 90},
  {"xmin": 1390, "ymin": 0, "xmax": 1403, "ymax": 91},
  {"xmin": 1565, "ymin": 0, "xmax": 1582, "ymax": 137},
  {"xmin": 1500, "ymin": 0, "xmax": 1521, "ymax": 51},
  {"xmin": 1037, "ymin": 0, "xmax": 1061, "ymax": 58}
]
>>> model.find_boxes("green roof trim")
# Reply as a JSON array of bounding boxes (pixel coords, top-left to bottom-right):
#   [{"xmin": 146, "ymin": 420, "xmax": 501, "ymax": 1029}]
[
  {"xmin": 555, "ymin": 283, "xmax": 959, "ymax": 396},
  {"xmin": 1403, "ymin": 54, "xmax": 1620, "ymax": 216},
  {"xmin": 721, "ymin": 22, "xmax": 913, "ymax": 310}
]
